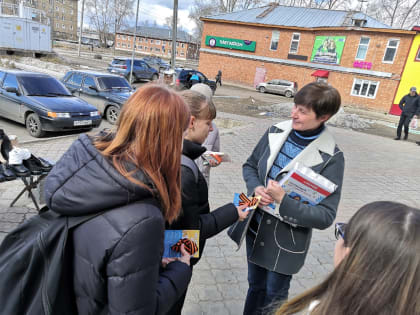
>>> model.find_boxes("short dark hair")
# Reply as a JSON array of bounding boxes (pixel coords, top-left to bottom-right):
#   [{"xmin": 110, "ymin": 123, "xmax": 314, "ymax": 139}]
[{"xmin": 294, "ymin": 82, "xmax": 341, "ymax": 118}]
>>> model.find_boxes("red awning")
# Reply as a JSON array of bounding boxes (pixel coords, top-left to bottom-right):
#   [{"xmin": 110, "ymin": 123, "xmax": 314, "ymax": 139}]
[{"xmin": 311, "ymin": 70, "xmax": 329, "ymax": 78}]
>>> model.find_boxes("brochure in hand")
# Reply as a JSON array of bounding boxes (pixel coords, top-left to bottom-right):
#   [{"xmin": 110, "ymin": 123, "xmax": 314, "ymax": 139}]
[
  {"xmin": 261, "ymin": 162, "xmax": 338, "ymax": 217},
  {"xmin": 164, "ymin": 230, "xmax": 200, "ymax": 258},
  {"xmin": 233, "ymin": 193, "xmax": 261, "ymax": 212},
  {"xmin": 202, "ymin": 151, "xmax": 231, "ymax": 165}
]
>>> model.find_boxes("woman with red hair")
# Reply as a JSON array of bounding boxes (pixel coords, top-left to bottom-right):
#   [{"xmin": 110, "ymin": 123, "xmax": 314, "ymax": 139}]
[{"xmin": 44, "ymin": 84, "xmax": 193, "ymax": 314}]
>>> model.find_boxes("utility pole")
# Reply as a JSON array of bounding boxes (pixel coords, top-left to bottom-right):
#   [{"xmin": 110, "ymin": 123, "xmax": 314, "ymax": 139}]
[
  {"xmin": 129, "ymin": 0, "xmax": 140, "ymax": 84},
  {"xmin": 171, "ymin": 0, "xmax": 178, "ymax": 70},
  {"xmin": 77, "ymin": 0, "xmax": 85, "ymax": 57},
  {"xmin": 113, "ymin": 0, "xmax": 117, "ymax": 56}
]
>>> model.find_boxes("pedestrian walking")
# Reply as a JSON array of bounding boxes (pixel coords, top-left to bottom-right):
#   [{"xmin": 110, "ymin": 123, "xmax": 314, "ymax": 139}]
[
  {"xmin": 190, "ymin": 83, "xmax": 221, "ymax": 186},
  {"xmin": 44, "ymin": 85, "xmax": 193, "ymax": 314},
  {"xmin": 276, "ymin": 201, "xmax": 420, "ymax": 315},
  {"xmin": 215, "ymin": 70, "xmax": 222, "ymax": 86},
  {"xmin": 394, "ymin": 87, "xmax": 419, "ymax": 140},
  {"xmin": 165, "ymin": 90, "xmax": 249, "ymax": 315},
  {"xmin": 228, "ymin": 82, "xmax": 345, "ymax": 315}
]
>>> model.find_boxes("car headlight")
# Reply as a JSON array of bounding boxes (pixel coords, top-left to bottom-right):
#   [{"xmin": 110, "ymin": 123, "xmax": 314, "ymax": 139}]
[
  {"xmin": 90, "ymin": 111, "xmax": 100, "ymax": 117},
  {"xmin": 48, "ymin": 112, "xmax": 71, "ymax": 118}
]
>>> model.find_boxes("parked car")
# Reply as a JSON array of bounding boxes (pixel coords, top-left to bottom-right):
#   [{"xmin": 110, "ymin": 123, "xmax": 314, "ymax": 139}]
[
  {"xmin": 107, "ymin": 57, "xmax": 159, "ymax": 83},
  {"xmin": 142, "ymin": 56, "xmax": 170, "ymax": 72},
  {"xmin": 256, "ymin": 79, "xmax": 298, "ymax": 98},
  {"xmin": 175, "ymin": 69, "xmax": 217, "ymax": 94},
  {"xmin": 62, "ymin": 70, "xmax": 134, "ymax": 125},
  {"xmin": 0, "ymin": 70, "xmax": 101, "ymax": 138}
]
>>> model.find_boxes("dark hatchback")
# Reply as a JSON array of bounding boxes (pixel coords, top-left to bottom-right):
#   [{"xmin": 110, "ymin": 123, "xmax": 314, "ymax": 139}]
[
  {"xmin": 0, "ymin": 70, "xmax": 101, "ymax": 137},
  {"xmin": 107, "ymin": 57, "xmax": 159, "ymax": 83},
  {"xmin": 62, "ymin": 70, "xmax": 134, "ymax": 125},
  {"xmin": 175, "ymin": 69, "xmax": 217, "ymax": 94},
  {"xmin": 142, "ymin": 56, "xmax": 170, "ymax": 72}
]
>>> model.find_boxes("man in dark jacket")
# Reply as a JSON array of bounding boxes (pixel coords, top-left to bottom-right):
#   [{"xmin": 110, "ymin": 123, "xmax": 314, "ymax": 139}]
[{"xmin": 395, "ymin": 87, "xmax": 419, "ymax": 140}]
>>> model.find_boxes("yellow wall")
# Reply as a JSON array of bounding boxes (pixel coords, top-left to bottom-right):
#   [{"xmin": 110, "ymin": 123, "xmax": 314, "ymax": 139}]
[{"xmin": 394, "ymin": 33, "xmax": 420, "ymax": 103}]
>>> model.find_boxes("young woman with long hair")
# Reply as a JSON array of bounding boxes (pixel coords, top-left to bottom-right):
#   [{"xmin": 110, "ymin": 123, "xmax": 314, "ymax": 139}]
[
  {"xmin": 277, "ymin": 201, "xmax": 420, "ymax": 315},
  {"xmin": 44, "ymin": 84, "xmax": 193, "ymax": 314},
  {"xmin": 165, "ymin": 90, "xmax": 249, "ymax": 315}
]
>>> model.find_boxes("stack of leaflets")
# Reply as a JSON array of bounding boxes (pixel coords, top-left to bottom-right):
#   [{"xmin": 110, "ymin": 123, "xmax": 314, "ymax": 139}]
[
  {"xmin": 202, "ymin": 151, "xmax": 231, "ymax": 165},
  {"xmin": 261, "ymin": 162, "xmax": 337, "ymax": 217},
  {"xmin": 163, "ymin": 230, "xmax": 200, "ymax": 258}
]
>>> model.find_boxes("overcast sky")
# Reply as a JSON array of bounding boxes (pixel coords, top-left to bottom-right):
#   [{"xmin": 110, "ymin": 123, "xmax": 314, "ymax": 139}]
[{"xmin": 131, "ymin": 0, "xmax": 196, "ymax": 34}]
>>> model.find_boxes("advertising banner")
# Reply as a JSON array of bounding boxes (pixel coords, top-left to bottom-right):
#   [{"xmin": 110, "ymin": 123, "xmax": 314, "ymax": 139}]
[
  {"xmin": 311, "ymin": 36, "xmax": 346, "ymax": 65},
  {"xmin": 205, "ymin": 35, "xmax": 256, "ymax": 52}
]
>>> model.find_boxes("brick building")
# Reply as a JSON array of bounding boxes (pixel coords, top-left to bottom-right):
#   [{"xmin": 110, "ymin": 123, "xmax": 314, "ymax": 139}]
[
  {"xmin": 199, "ymin": 4, "xmax": 416, "ymax": 112},
  {"xmin": 6, "ymin": 0, "xmax": 78, "ymax": 40},
  {"xmin": 115, "ymin": 26, "xmax": 198, "ymax": 60}
]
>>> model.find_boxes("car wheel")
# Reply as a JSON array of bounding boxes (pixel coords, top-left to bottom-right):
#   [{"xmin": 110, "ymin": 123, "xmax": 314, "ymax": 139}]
[
  {"xmin": 285, "ymin": 90, "xmax": 293, "ymax": 98},
  {"xmin": 152, "ymin": 74, "xmax": 158, "ymax": 81},
  {"xmin": 259, "ymin": 86, "xmax": 266, "ymax": 93},
  {"xmin": 26, "ymin": 113, "xmax": 45, "ymax": 138},
  {"xmin": 106, "ymin": 105, "xmax": 120, "ymax": 125},
  {"xmin": 127, "ymin": 74, "xmax": 136, "ymax": 84}
]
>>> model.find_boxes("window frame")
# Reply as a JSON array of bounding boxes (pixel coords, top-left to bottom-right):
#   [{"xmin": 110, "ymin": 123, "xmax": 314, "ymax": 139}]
[
  {"xmin": 355, "ymin": 36, "xmax": 370, "ymax": 61},
  {"xmin": 289, "ymin": 33, "xmax": 300, "ymax": 54},
  {"xmin": 351, "ymin": 78, "xmax": 380, "ymax": 99},
  {"xmin": 270, "ymin": 30, "xmax": 280, "ymax": 51},
  {"xmin": 415, "ymin": 45, "xmax": 420, "ymax": 62},
  {"xmin": 382, "ymin": 38, "xmax": 399, "ymax": 64}
]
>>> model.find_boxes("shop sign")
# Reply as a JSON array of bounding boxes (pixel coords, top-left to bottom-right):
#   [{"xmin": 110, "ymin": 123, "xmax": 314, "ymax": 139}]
[
  {"xmin": 205, "ymin": 35, "xmax": 256, "ymax": 52},
  {"xmin": 310, "ymin": 36, "xmax": 346, "ymax": 65},
  {"xmin": 353, "ymin": 61, "xmax": 372, "ymax": 69}
]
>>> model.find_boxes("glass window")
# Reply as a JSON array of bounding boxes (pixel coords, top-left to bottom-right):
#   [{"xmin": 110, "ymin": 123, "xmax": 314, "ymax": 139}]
[
  {"xmin": 0, "ymin": 71, "xmax": 5, "ymax": 85},
  {"xmin": 351, "ymin": 78, "xmax": 379, "ymax": 98},
  {"xmin": 150, "ymin": 39, "xmax": 154, "ymax": 44},
  {"xmin": 155, "ymin": 40, "xmax": 161, "ymax": 45},
  {"xmin": 356, "ymin": 37, "xmax": 370, "ymax": 60},
  {"xmin": 383, "ymin": 39, "xmax": 399, "ymax": 63},
  {"xmin": 83, "ymin": 76, "xmax": 96, "ymax": 88},
  {"xmin": 289, "ymin": 33, "xmax": 300, "ymax": 54},
  {"xmin": 19, "ymin": 75, "xmax": 71, "ymax": 96},
  {"xmin": 97, "ymin": 76, "xmax": 131, "ymax": 90},
  {"xmin": 3, "ymin": 74, "xmax": 19, "ymax": 90},
  {"xmin": 68, "ymin": 73, "xmax": 83, "ymax": 86},
  {"xmin": 416, "ymin": 46, "xmax": 420, "ymax": 61},
  {"xmin": 270, "ymin": 30, "xmax": 280, "ymax": 50}
]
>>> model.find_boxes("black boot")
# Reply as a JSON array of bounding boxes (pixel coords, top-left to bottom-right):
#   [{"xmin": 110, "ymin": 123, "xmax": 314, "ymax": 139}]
[
  {"xmin": 9, "ymin": 164, "xmax": 30, "ymax": 177},
  {"xmin": 23, "ymin": 158, "xmax": 43, "ymax": 175},
  {"xmin": 0, "ymin": 162, "xmax": 17, "ymax": 181},
  {"xmin": 29, "ymin": 155, "xmax": 53, "ymax": 172}
]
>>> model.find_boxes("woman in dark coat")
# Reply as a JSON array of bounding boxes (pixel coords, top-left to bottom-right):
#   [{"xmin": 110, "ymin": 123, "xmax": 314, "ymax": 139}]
[
  {"xmin": 166, "ymin": 90, "xmax": 248, "ymax": 314},
  {"xmin": 44, "ymin": 84, "xmax": 193, "ymax": 315}
]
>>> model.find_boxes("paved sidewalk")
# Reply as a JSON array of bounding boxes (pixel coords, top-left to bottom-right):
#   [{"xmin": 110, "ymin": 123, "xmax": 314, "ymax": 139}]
[{"xmin": 1, "ymin": 112, "xmax": 419, "ymax": 315}]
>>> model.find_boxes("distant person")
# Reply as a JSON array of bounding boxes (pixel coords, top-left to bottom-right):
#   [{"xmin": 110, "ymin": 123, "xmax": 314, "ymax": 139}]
[
  {"xmin": 165, "ymin": 90, "xmax": 249, "ymax": 315},
  {"xmin": 191, "ymin": 83, "xmax": 220, "ymax": 186},
  {"xmin": 44, "ymin": 85, "xmax": 193, "ymax": 314},
  {"xmin": 215, "ymin": 70, "xmax": 222, "ymax": 86},
  {"xmin": 395, "ymin": 87, "xmax": 419, "ymax": 140},
  {"xmin": 276, "ymin": 201, "xmax": 420, "ymax": 315},
  {"xmin": 189, "ymin": 73, "xmax": 199, "ymax": 86}
]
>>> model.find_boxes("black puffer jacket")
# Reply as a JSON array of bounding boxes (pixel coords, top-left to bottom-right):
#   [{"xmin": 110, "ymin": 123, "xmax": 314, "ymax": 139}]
[
  {"xmin": 167, "ymin": 139, "xmax": 238, "ymax": 265},
  {"xmin": 44, "ymin": 134, "xmax": 192, "ymax": 315}
]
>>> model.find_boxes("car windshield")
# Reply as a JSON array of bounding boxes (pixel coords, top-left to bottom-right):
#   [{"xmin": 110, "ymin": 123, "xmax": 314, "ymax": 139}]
[
  {"xmin": 19, "ymin": 76, "xmax": 72, "ymax": 96},
  {"xmin": 97, "ymin": 76, "xmax": 131, "ymax": 90}
]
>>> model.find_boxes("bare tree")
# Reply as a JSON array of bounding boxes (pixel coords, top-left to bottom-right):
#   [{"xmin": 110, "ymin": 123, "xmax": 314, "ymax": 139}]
[
  {"xmin": 86, "ymin": 0, "xmax": 134, "ymax": 47},
  {"xmin": 366, "ymin": 0, "xmax": 420, "ymax": 28}
]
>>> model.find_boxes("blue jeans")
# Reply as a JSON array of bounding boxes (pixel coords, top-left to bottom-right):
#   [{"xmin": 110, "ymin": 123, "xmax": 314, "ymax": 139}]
[{"xmin": 244, "ymin": 234, "xmax": 292, "ymax": 315}]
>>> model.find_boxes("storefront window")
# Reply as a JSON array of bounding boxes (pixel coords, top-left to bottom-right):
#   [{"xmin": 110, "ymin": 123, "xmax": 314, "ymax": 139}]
[
  {"xmin": 416, "ymin": 46, "xmax": 420, "ymax": 61},
  {"xmin": 351, "ymin": 78, "xmax": 379, "ymax": 98}
]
